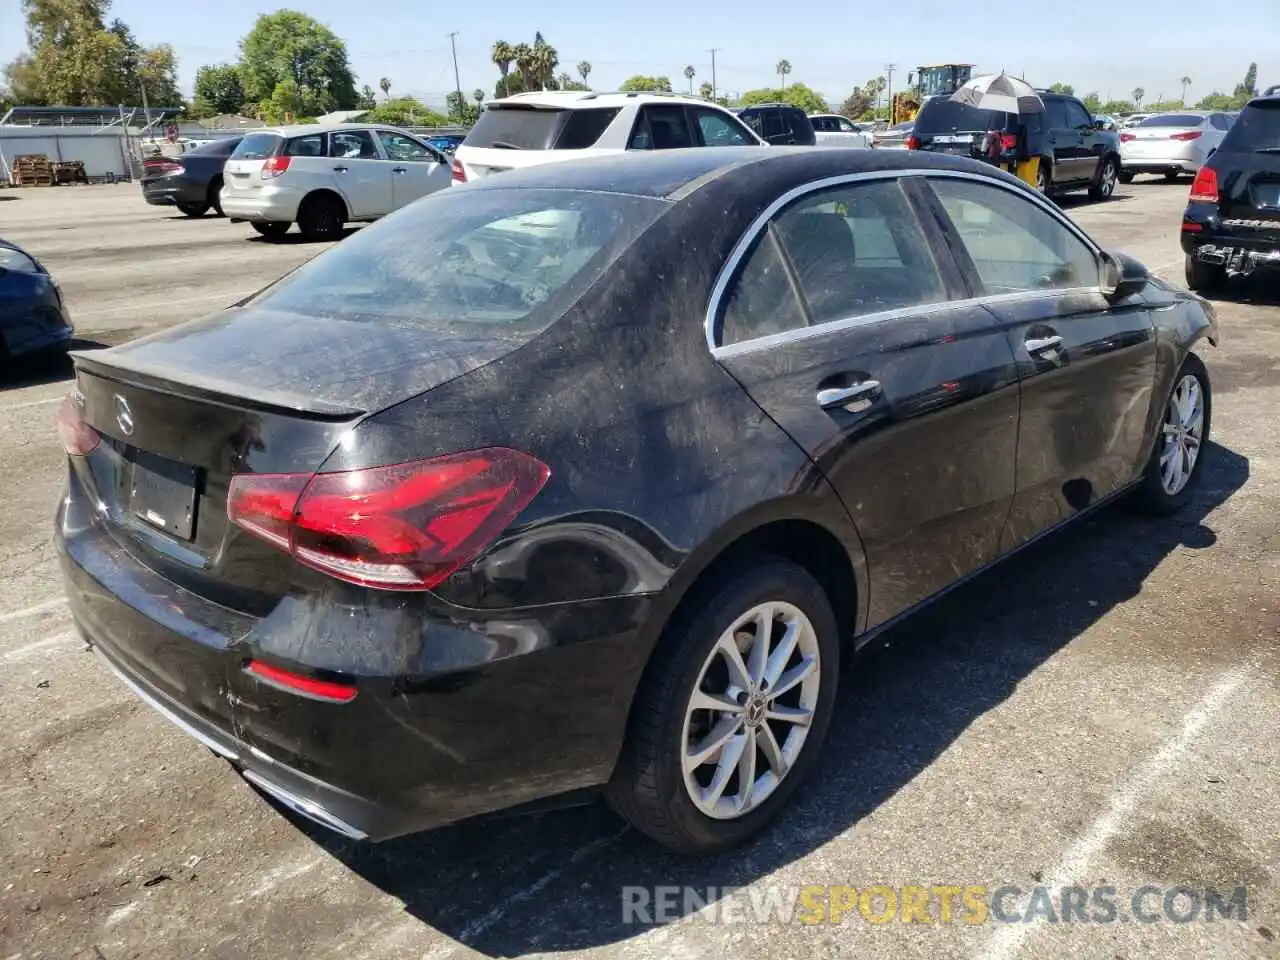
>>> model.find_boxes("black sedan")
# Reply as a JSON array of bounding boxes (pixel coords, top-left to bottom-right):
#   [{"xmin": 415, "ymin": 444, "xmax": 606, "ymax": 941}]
[
  {"xmin": 1, "ymin": 238, "xmax": 73, "ymax": 373},
  {"xmin": 140, "ymin": 136, "xmax": 242, "ymax": 217},
  {"xmin": 56, "ymin": 147, "xmax": 1217, "ymax": 854}
]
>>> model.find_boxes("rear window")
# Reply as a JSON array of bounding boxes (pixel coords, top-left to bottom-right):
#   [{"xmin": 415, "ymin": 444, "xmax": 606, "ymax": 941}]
[
  {"xmin": 914, "ymin": 100, "xmax": 1017, "ymax": 136},
  {"xmin": 465, "ymin": 107, "xmax": 566, "ymax": 151},
  {"xmin": 250, "ymin": 188, "xmax": 668, "ymax": 329},
  {"xmin": 231, "ymin": 133, "xmax": 283, "ymax": 160},
  {"xmin": 1139, "ymin": 114, "xmax": 1204, "ymax": 127},
  {"xmin": 187, "ymin": 138, "xmax": 241, "ymax": 157},
  {"xmin": 554, "ymin": 108, "xmax": 620, "ymax": 149},
  {"xmin": 1221, "ymin": 102, "xmax": 1280, "ymax": 151}
]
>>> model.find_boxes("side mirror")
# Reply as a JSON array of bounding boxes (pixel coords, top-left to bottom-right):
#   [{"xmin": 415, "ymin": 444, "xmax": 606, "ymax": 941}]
[{"xmin": 1100, "ymin": 250, "xmax": 1149, "ymax": 300}]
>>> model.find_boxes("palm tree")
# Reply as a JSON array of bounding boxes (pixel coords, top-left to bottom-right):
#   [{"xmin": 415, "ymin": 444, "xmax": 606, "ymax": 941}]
[
  {"xmin": 473, "ymin": 88, "xmax": 485, "ymax": 105},
  {"xmin": 577, "ymin": 60, "xmax": 591, "ymax": 87},
  {"xmin": 379, "ymin": 77, "xmax": 391, "ymax": 100},
  {"xmin": 1180, "ymin": 76, "xmax": 1192, "ymax": 104},
  {"xmin": 491, "ymin": 41, "xmax": 514, "ymax": 81},
  {"xmin": 531, "ymin": 32, "xmax": 558, "ymax": 89},
  {"xmin": 1132, "ymin": 86, "xmax": 1145, "ymax": 109},
  {"xmin": 698, "ymin": 80, "xmax": 713, "ymax": 100},
  {"xmin": 513, "ymin": 43, "xmax": 535, "ymax": 92},
  {"xmin": 776, "ymin": 59, "xmax": 792, "ymax": 92},
  {"xmin": 683, "ymin": 65, "xmax": 696, "ymax": 94}
]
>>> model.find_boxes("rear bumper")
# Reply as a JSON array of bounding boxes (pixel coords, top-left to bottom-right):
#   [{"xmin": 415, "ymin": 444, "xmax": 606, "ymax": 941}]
[
  {"xmin": 1119, "ymin": 152, "xmax": 1202, "ymax": 174},
  {"xmin": 220, "ymin": 188, "xmax": 301, "ymax": 223},
  {"xmin": 141, "ymin": 179, "xmax": 205, "ymax": 206},
  {"xmin": 55, "ymin": 474, "xmax": 650, "ymax": 842}
]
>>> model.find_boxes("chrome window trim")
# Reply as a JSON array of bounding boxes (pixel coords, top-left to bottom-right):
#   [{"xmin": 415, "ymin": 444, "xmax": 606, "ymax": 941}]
[{"xmin": 704, "ymin": 167, "xmax": 1105, "ymax": 356}]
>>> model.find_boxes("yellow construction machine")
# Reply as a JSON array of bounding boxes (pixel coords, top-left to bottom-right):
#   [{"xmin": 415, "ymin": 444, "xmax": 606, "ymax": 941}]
[{"xmin": 891, "ymin": 64, "xmax": 975, "ymax": 124}]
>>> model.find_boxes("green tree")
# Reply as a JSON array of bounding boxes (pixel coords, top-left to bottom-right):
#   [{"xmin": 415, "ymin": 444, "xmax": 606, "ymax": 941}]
[
  {"xmin": 193, "ymin": 63, "xmax": 246, "ymax": 116},
  {"xmin": 776, "ymin": 59, "xmax": 791, "ymax": 92},
  {"xmin": 1231, "ymin": 62, "xmax": 1258, "ymax": 107},
  {"xmin": 445, "ymin": 90, "xmax": 481, "ymax": 123},
  {"xmin": 1180, "ymin": 76, "xmax": 1191, "ymax": 104},
  {"xmin": 838, "ymin": 76, "xmax": 886, "ymax": 120},
  {"xmin": 357, "ymin": 84, "xmax": 376, "ymax": 109},
  {"xmin": 10, "ymin": 0, "xmax": 126, "ymax": 105},
  {"xmin": 1196, "ymin": 91, "xmax": 1234, "ymax": 111},
  {"xmin": 1101, "ymin": 99, "xmax": 1135, "ymax": 115},
  {"xmin": 137, "ymin": 44, "xmax": 182, "ymax": 106},
  {"xmin": 530, "ymin": 32, "xmax": 557, "ymax": 89},
  {"xmin": 379, "ymin": 76, "xmax": 390, "ymax": 99},
  {"xmin": 698, "ymin": 80, "xmax": 713, "ymax": 100},
  {"xmin": 2, "ymin": 54, "xmax": 41, "ymax": 104},
  {"xmin": 367, "ymin": 96, "xmax": 447, "ymax": 126},
  {"xmin": 239, "ymin": 10, "xmax": 358, "ymax": 117},
  {"xmin": 619, "ymin": 74, "xmax": 673, "ymax": 92},
  {"xmin": 683, "ymin": 64, "xmax": 696, "ymax": 94},
  {"xmin": 1049, "ymin": 82, "xmax": 1074, "ymax": 95},
  {"xmin": 577, "ymin": 60, "xmax": 591, "ymax": 86},
  {"xmin": 473, "ymin": 87, "xmax": 485, "ymax": 105},
  {"xmin": 1081, "ymin": 91, "xmax": 1102, "ymax": 113},
  {"xmin": 742, "ymin": 82, "xmax": 826, "ymax": 115},
  {"xmin": 1131, "ymin": 86, "xmax": 1145, "ymax": 108}
]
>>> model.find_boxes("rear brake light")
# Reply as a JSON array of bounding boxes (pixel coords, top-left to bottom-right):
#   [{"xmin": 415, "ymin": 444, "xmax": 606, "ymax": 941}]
[
  {"xmin": 261, "ymin": 155, "xmax": 292, "ymax": 179},
  {"xmin": 905, "ymin": 134, "xmax": 920, "ymax": 150},
  {"xmin": 998, "ymin": 134, "xmax": 1017, "ymax": 151},
  {"xmin": 450, "ymin": 158, "xmax": 467, "ymax": 183},
  {"xmin": 56, "ymin": 394, "xmax": 100, "ymax": 457},
  {"xmin": 1170, "ymin": 131, "xmax": 1202, "ymax": 141},
  {"xmin": 1119, "ymin": 132, "xmax": 1136, "ymax": 143},
  {"xmin": 245, "ymin": 660, "xmax": 357, "ymax": 703},
  {"xmin": 145, "ymin": 160, "xmax": 184, "ymax": 174},
  {"xmin": 1190, "ymin": 167, "xmax": 1219, "ymax": 203},
  {"xmin": 227, "ymin": 448, "xmax": 550, "ymax": 591}
]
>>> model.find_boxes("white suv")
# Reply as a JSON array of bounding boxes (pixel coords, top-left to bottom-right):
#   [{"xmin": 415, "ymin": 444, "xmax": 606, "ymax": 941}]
[
  {"xmin": 220, "ymin": 123, "xmax": 453, "ymax": 240},
  {"xmin": 451, "ymin": 91, "xmax": 766, "ymax": 183}
]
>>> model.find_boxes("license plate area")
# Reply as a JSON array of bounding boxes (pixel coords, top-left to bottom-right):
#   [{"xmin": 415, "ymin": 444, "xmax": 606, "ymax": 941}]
[{"xmin": 129, "ymin": 450, "xmax": 198, "ymax": 540}]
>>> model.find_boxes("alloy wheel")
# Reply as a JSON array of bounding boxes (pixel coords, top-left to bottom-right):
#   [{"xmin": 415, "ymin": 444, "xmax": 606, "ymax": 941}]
[
  {"xmin": 680, "ymin": 601, "xmax": 821, "ymax": 820},
  {"xmin": 1099, "ymin": 160, "xmax": 1118, "ymax": 196},
  {"xmin": 1160, "ymin": 373, "xmax": 1205, "ymax": 495}
]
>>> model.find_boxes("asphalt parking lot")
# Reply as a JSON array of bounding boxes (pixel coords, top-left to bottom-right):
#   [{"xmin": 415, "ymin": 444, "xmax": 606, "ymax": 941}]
[{"xmin": 0, "ymin": 180, "xmax": 1277, "ymax": 960}]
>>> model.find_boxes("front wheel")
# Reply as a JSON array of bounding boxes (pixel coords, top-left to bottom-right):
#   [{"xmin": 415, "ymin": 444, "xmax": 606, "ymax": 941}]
[
  {"xmin": 251, "ymin": 221, "xmax": 290, "ymax": 238},
  {"xmin": 1185, "ymin": 254, "xmax": 1226, "ymax": 293},
  {"xmin": 1036, "ymin": 161, "xmax": 1050, "ymax": 195},
  {"xmin": 1131, "ymin": 353, "xmax": 1211, "ymax": 515},
  {"xmin": 177, "ymin": 202, "xmax": 209, "ymax": 217},
  {"xmin": 608, "ymin": 558, "xmax": 840, "ymax": 854},
  {"xmin": 1090, "ymin": 157, "xmax": 1120, "ymax": 200},
  {"xmin": 297, "ymin": 193, "xmax": 346, "ymax": 241},
  {"xmin": 1118, "ymin": 170, "xmax": 1135, "ymax": 184},
  {"xmin": 1164, "ymin": 170, "xmax": 1182, "ymax": 182}
]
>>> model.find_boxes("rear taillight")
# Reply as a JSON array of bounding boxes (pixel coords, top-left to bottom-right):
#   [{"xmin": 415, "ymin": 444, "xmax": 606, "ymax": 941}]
[
  {"xmin": 1119, "ymin": 132, "xmax": 1136, "ymax": 143},
  {"xmin": 905, "ymin": 134, "xmax": 920, "ymax": 150},
  {"xmin": 227, "ymin": 448, "xmax": 550, "ymax": 591},
  {"xmin": 145, "ymin": 160, "xmax": 184, "ymax": 174},
  {"xmin": 450, "ymin": 158, "xmax": 467, "ymax": 183},
  {"xmin": 1190, "ymin": 167, "xmax": 1219, "ymax": 203},
  {"xmin": 261, "ymin": 155, "xmax": 292, "ymax": 179},
  {"xmin": 56, "ymin": 394, "xmax": 100, "ymax": 457},
  {"xmin": 1170, "ymin": 131, "xmax": 1202, "ymax": 141},
  {"xmin": 998, "ymin": 133, "xmax": 1018, "ymax": 151}
]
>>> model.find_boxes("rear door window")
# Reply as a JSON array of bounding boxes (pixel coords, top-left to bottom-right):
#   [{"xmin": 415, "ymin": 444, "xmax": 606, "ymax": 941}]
[
  {"xmin": 188, "ymin": 138, "xmax": 240, "ymax": 157},
  {"xmin": 811, "ymin": 116, "xmax": 833, "ymax": 132},
  {"xmin": 1044, "ymin": 99, "xmax": 1069, "ymax": 130},
  {"xmin": 230, "ymin": 134, "xmax": 283, "ymax": 160},
  {"xmin": 1065, "ymin": 100, "xmax": 1093, "ymax": 130},
  {"xmin": 1220, "ymin": 102, "xmax": 1280, "ymax": 151},
  {"xmin": 467, "ymin": 107, "xmax": 565, "ymax": 151},
  {"xmin": 1209, "ymin": 114, "xmax": 1231, "ymax": 131},
  {"xmin": 329, "ymin": 130, "xmax": 379, "ymax": 159},
  {"xmin": 286, "ymin": 133, "xmax": 326, "ymax": 157},
  {"xmin": 693, "ymin": 108, "xmax": 755, "ymax": 145},
  {"xmin": 628, "ymin": 105, "xmax": 695, "ymax": 150},
  {"xmin": 377, "ymin": 131, "xmax": 437, "ymax": 162},
  {"xmin": 554, "ymin": 108, "xmax": 620, "ymax": 149},
  {"xmin": 761, "ymin": 110, "xmax": 787, "ymax": 140}
]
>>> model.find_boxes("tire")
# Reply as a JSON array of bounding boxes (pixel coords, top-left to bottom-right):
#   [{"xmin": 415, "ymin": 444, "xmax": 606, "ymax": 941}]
[
  {"xmin": 207, "ymin": 178, "xmax": 224, "ymax": 217},
  {"xmin": 1118, "ymin": 170, "xmax": 1135, "ymax": 184},
  {"xmin": 1131, "ymin": 353, "xmax": 1211, "ymax": 516},
  {"xmin": 1164, "ymin": 170, "xmax": 1182, "ymax": 182},
  {"xmin": 251, "ymin": 221, "xmax": 290, "ymax": 239},
  {"xmin": 1035, "ymin": 161, "xmax": 1051, "ymax": 195},
  {"xmin": 1185, "ymin": 253, "xmax": 1226, "ymax": 293},
  {"xmin": 297, "ymin": 193, "xmax": 346, "ymax": 241},
  {"xmin": 1089, "ymin": 156, "xmax": 1120, "ymax": 201},
  {"xmin": 177, "ymin": 202, "xmax": 209, "ymax": 217},
  {"xmin": 607, "ymin": 557, "xmax": 840, "ymax": 854}
]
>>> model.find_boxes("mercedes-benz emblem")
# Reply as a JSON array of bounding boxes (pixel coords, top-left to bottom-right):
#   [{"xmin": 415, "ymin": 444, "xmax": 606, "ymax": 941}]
[{"xmin": 114, "ymin": 395, "xmax": 135, "ymax": 437}]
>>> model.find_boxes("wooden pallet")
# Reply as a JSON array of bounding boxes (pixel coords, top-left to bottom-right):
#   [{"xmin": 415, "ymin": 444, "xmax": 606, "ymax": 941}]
[{"xmin": 12, "ymin": 154, "xmax": 56, "ymax": 187}]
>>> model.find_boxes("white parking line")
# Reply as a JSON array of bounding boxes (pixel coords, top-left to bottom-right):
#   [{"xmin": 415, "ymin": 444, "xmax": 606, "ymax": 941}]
[
  {"xmin": 0, "ymin": 630, "xmax": 80, "ymax": 664},
  {"xmin": 73, "ymin": 290, "xmax": 253, "ymax": 319},
  {"xmin": 0, "ymin": 597, "xmax": 67, "ymax": 625},
  {"xmin": 0, "ymin": 395, "xmax": 64, "ymax": 413},
  {"xmin": 976, "ymin": 662, "xmax": 1254, "ymax": 960}
]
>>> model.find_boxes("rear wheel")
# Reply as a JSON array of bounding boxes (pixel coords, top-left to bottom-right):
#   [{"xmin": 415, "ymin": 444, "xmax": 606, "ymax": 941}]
[
  {"xmin": 1185, "ymin": 254, "xmax": 1226, "ymax": 293},
  {"xmin": 251, "ymin": 221, "xmax": 290, "ymax": 239},
  {"xmin": 607, "ymin": 557, "xmax": 840, "ymax": 854},
  {"xmin": 177, "ymin": 202, "xmax": 209, "ymax": 217},
  {"xmin": 1132, "ymin": 353, "xmax": 1211, "ymax": 515},
  {"xmin": 297, "ymin": 193, "xmax": 346, "ymax": 241},
  {"xmin": 1089, "ymin": 156, "xmax": 1119, "ymax": 200},
  {"xmin": 1036, "ymin": 161, "xmax": 1050, "ymax": 195},
  {"xmin": 207, "ymin": 177, "xmax": 224, "ymax": 217},
  {"xmin": 1164, "ymin": 170, "xmax": 1182, "ymax": 182}
]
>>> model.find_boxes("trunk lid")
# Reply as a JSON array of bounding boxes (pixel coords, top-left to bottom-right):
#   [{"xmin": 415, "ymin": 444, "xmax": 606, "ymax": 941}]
[
  {"xmin": 223, "ymin": 132, "xmax": 283, "ymax": 194},
  {"xmin": 1213, "ymin": 101, "xmax": 1280, "ymax": 234}
]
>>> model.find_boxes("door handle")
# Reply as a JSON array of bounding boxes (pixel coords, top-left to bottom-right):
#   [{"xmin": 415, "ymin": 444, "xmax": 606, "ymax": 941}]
[
  {"xmin": 817, "ymin": 380, "xmax": 881, "ymax": 410},
  {"xmin": 392, "ymin": 167, "xmax": 406, "ymax": 174},
  {"xmin": 332, "ymin": 165, "xmax": 349, "ymax": 173},
  {"xmin": 1025, "ymin": 334, "xmax": 1064, "ymax": 354}
]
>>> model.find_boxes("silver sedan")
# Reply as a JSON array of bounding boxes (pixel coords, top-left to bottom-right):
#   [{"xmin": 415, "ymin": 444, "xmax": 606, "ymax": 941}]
[{"xmin": 1118, "ymin": 111, "xmax": 1233, "ymax": 182}]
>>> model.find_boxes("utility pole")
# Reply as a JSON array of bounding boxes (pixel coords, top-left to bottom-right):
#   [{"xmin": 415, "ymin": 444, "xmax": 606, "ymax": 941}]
[
  {"xmin": 708, "ymin": 48, "xmax": 720, "ymax": 101},
  {"xmin": 448, "ymin": 32, "xmax": 463, "ymax": 115},
  {"xmin": 884, "ymin": 63, "xmax": 894, "ymax": 122}
]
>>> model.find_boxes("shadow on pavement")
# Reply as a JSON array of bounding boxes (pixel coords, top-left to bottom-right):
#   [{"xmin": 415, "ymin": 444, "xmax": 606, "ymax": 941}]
[
  {"xmin": 1203, "ymin": 276, "xmax": 1280, "ymax": 308},
  {"xmin": 0, "ymin": 337, "xmax": 111, "ymax": 391},
  {"xmin": 290, "ymin": 442, "xmax": 1250, "ymax": 957}
]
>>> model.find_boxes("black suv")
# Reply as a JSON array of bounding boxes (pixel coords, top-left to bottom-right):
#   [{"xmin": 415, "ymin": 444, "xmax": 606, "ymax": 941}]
[
  {"xmin": 1181, "ymin": 94, "xmax": 1280, "ymax": 291},
  {"xmin": 736, "ymin": 104, "xmax": 817, "ymax": 146},
  {"xmin": 910, "ymin": 90, "xmax": 1122, "ymax": 200}
]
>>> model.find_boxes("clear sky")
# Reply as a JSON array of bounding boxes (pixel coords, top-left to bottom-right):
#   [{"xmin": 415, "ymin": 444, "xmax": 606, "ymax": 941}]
[{"xmin": 2, "ymin": 0, "xmax": 1275, "ymax": 111}]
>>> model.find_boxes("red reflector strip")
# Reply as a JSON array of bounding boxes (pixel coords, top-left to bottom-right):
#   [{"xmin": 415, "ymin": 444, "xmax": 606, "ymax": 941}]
[
  {"xmin": 245, "ymin": 660, "xmax": 357, "ymax": 703},
  {"xmin": 1182, "ymin": 222, "xmax": 1203, "ymax": 232}
]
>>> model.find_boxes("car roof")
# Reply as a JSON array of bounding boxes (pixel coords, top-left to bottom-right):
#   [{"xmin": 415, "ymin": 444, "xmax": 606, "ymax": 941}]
[
  {"xmin": 458, "ymin": 144, "xmax": 1015, "ymax": 201},
  {"xmin": 485, "ymin": 90, "xmax": 715, "ymax": 110},
  {"xmin": 246, "ymin": 122, "xmax": 407, "ymax": 138}
]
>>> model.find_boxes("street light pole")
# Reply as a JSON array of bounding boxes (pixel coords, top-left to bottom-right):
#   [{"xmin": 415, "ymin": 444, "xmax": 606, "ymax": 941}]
[
  {"xmin": 448, "ymin": 32, "xmax": 463, "ymax": 116},
  {"xmin": 884, "ymin": 63, "xmax": 895, "ymax": 122},
  {"xmin": 709, "ymin": 48, "xmax": 720, "ymax": 101}
]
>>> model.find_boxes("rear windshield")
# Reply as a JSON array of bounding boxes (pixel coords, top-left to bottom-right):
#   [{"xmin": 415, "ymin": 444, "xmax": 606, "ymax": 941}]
[
  {"xmin": 230, "ymin": 133, "xmax": 283, "ymax": 160},
  {"xmin": 1221, "ymin": 101, "xmax": 1280, "ymax": 151},
  {"xmin": 187, "ymin": 138, "xmax": 241, "ymax": 156},
  {"xmin": 914, "ymin": 100, "xmax": 1017, "ymax": 135},
  {"xmin": 466, "ymin": 107, "xmax": 564, "ymax": 151},
  {"xmin": 250, "ymin": 188, "xmax": 668, "ymax": 329},
  {"xmin": 1139, "ymin": 114, "xmax": 1204, "ymax": 127}
]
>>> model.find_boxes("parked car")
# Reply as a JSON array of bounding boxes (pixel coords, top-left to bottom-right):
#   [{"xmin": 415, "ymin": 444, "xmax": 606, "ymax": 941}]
[
  {"xmin": 872, "ymin": 120, "xmax": 914, "ymax": 149},
  {"xmin": 1118, "ymin": 112, "xmax": 1232, "ymax": 182},
  {"xmin": 140, "ymin": 136, "xmax": 243, "ymax": 217},
  {"xmin": 910, "ymin": 89, "xmax": 1122, "ymax": 199},
  {"xmin": 425, "ymin": 134, "xmax": 465, "ymax": 154},
  {"xmin": 0, "ymin": 239, "xmax": 73, "ymax": 373},
  {"xmin": 808, "ymin": 113, "xmax": 873, "ymax": 148},
  {"xmin": 57, "ymin": 146, "xmax": 1218, "ymax": 854},
  {"xmin": 1182, "ymin": 94, "xmax": 1280, "ymax": 291},
  {"xmin": 451, "ymin": 91, "xmax": 763, "ymax": 183},
  {"xmin": 736, "ymin": 103, "xmax": 818, "ymax": 145},
  {"xmin": 220, "ymin": 123, "xmax": 452, "ymax": 240}
]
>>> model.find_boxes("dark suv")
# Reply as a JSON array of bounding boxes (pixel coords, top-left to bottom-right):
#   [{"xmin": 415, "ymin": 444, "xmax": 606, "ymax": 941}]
[
  {"xmin": 736, "ymin": 104, "xmax": 817, "ymax": 146},
  {"xmin": 1181, "ymin": 94, "xmax": 1280, "ymax": 291},
  {"xmin": 910, "ymin": 90, "xmax": 1122, "ymax": 200}
]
